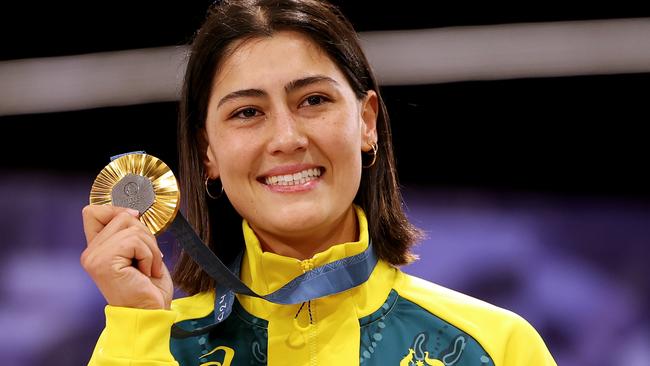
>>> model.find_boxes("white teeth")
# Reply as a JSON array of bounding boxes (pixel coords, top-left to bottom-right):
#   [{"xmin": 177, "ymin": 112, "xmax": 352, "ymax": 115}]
[{"xmin": 264, "ymin": 168, "xmax": 322, "ymax": 186}]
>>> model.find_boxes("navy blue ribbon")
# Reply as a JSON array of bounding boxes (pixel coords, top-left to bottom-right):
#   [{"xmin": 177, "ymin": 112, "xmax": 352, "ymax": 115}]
[{"xmin": 168, "ymin": 214, "xmax": 377, "ymax": 338}]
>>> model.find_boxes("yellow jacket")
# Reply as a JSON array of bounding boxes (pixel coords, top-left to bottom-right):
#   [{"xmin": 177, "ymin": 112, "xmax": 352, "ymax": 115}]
[{"xmin": 89, "ymin": 207, "xmax": 556, "ymax": 366}]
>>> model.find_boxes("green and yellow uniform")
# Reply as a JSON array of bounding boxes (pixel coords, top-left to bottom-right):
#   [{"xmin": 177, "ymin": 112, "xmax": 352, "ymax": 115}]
[{"xmin": 89, "ymin": 208, "xmax": 556, "ymax": 366}]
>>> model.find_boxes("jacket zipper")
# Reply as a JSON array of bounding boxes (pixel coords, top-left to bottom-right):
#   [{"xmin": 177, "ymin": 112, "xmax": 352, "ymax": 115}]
[{"xmin": 300, "ymin": 259, "xmax": 318, "ymax": 365}]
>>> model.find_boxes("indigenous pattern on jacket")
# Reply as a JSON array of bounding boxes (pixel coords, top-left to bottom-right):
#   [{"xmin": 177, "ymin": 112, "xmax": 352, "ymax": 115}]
[{"xmin": 171, "ymin": 290, "xmax": 495, "ymax": 366}]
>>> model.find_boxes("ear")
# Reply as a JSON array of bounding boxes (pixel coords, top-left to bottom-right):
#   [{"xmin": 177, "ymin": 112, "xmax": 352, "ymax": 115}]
[
  {"xmin": 200, "ymin": 128, "xmax": 220, "ymax": 179},
  {"xmin": 360, "ymin": 90, "xmax": 379, "ymax": 152}
]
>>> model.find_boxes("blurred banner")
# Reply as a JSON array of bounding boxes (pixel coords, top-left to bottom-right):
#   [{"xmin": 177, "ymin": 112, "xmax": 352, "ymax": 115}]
[{"xmin": 3, "ymin": 18, "xmax": 650, "ymax": 115}]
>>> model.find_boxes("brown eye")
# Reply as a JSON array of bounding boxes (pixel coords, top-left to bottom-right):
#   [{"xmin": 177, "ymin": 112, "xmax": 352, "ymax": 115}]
[
  {"xmin": 300, "ymin": 95, "xmax": 330, "ymax": 107},
  {"xmin": 235, "ymin": 107, "xmax": 260, "ymax": 118},
  {"xmin": 306, "ymin": 95, "xmax": 324, "ymax": 105}
]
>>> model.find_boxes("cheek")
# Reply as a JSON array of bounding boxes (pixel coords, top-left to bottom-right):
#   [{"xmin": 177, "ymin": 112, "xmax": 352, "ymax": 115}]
[
  {"xmin": 325, "ymin": 114, "xmax": 363, "ymax": 157},
  {"xmin": 210, "ymin": 133, "xmax": 248, "ymax": 178},
  {"xmin": 211, "ymin": 129, "xmax": 266, "ymax": 189}
]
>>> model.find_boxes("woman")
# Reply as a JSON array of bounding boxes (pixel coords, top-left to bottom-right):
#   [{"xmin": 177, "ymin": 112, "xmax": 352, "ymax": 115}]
[{"xmin": 81, "ymin": 0, "xmax": 556, "ymax": 365}]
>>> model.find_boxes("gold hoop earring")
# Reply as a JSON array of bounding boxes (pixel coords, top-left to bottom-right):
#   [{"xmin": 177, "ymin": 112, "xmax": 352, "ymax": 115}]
[
  {"xmin": 362, "ymin": 142, "xmax": 378, "ymax": 168},
  {"xmin": 204, "ymin": 176, "xmax": 224, "ymax": 199}
]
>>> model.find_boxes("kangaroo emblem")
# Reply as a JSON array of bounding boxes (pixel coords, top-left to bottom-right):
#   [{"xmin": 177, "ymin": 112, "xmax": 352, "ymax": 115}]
[{"xmin": 400, "ymin": 333, "xmax": 445, "ymax": 366}]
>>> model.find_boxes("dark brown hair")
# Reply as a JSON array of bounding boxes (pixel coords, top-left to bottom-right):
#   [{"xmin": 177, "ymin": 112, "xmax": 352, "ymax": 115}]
[{"xmin": 174, "ymin": 0, "xmax": 422, "ymax": 295}]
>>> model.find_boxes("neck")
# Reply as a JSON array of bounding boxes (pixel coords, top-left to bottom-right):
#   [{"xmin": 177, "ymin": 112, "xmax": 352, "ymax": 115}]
[{"xmin": 253, "ymin": 207, "xmax": 359, "ymax": 260}]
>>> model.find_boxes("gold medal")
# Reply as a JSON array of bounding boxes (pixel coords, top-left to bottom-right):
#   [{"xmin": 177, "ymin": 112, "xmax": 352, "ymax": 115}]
[{"xmin": 89, "ymin": 153, "xmax": 180, "ymax": 236}]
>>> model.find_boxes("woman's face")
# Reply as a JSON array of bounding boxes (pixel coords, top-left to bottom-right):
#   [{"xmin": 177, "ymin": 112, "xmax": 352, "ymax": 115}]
[{"xmin": 203, "ymin": 31, "xmax": 377, "ymax": 248}]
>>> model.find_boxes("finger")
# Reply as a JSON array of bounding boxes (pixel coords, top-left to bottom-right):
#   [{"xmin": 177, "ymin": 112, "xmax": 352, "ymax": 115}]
[
  {"xmin": 131, "ymin": 226, "xmax": 164, "ymax": 278},
  {"xmin": 84, "ymin": 223, "xmax": 162, "ymax": 281},
  {"xmin": 109, "ymin": 226, "xmax": 163, "ymax": 278},
  {"xmin": 82, "ymin": 204, "xmax": 139, "ymax": 244},
  {"xmin": 102, "ymin": 227, "xmax": 156, "ymax": 277},
  {"xmin": 132, "ymin": 239, "xmax": 155, "ymax": 278},
  {"xmin": 90, "ymin": 210, "xmax": 144, "ymax": 248}
]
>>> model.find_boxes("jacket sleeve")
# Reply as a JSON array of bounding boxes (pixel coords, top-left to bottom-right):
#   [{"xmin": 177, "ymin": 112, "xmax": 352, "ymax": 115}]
[
  {"xmin": 88, "ymin": 305, "xmax": 179, "ymax": 366},
  {"xmin": 503, "ymin": 315, "xmax": 557, "ymax": 366}
]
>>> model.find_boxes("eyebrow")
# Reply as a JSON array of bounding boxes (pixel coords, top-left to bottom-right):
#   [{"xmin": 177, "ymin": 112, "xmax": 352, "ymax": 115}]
[
  {"xmin": 217, "ymin": 89, "xmax": 265, "ymax": 109},
  {"xmin": 284, "ymin": 75, "xmax": 339, "ymax": 94},
  {"xmin": 216, "ymin": 75, "xmax": 339, "ymax": 109}
]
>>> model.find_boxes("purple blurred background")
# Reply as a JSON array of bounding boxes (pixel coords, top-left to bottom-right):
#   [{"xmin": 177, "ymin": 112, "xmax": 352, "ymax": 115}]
[{"xmin": 1, "ymin": 173, "xmax": 648, "ymax": 365}]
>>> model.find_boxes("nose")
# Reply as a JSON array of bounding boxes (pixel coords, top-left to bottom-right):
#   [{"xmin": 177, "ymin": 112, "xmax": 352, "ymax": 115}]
[{"xmin": 266, "ymin": 109, "xmax": 308, "ymax": 155}]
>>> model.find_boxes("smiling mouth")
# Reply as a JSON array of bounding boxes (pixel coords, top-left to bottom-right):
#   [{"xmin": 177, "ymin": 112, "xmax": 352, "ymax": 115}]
[{"xmin": 260, "ymin": 167, "xmax": 324, "ymax": 186}]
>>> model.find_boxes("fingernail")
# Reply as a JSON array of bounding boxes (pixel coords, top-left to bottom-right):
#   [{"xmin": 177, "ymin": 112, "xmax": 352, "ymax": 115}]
[{"xmin": 126, "ymin": 208, "xmax": 140, "ymax": 217}]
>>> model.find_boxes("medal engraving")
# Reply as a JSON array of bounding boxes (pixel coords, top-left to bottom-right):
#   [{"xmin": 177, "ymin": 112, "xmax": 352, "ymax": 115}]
[
  {"xmin": 90, "ymin": 153, "xmax": 180, "ymax": 236},
  {"xmin": 111, "ymin": 173, "xmax": 155, "ymax": 215}
]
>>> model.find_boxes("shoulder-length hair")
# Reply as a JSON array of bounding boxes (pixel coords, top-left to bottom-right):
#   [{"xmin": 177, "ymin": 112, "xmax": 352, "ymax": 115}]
[{"xmin": 174, "ymin": 0, "xmax": 422, "ymax": 295}]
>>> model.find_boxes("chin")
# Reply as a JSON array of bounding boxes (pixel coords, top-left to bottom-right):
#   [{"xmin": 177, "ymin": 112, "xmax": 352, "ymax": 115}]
[
  {"xmin": 266, "ymin": 206, "xmax": 326, "ymax": 232},
  {"xmin": 267, "ymin": 200, "xmax": 341, "ymax": 231}
]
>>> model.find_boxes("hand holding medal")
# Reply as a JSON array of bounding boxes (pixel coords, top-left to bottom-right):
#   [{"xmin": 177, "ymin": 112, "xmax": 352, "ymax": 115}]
[{"xmin": 81, "ymin": 152, "xmax": 177, "ymax": 310}]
